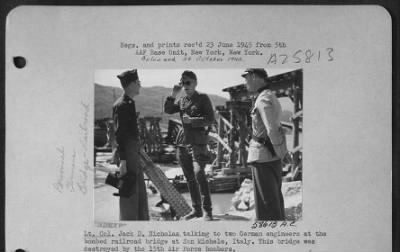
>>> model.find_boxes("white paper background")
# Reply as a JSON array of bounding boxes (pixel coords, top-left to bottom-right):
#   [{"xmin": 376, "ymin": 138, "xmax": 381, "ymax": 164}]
[{"xmin": 6, "ymin": 5, "xmax": 391, "ymax": 252}]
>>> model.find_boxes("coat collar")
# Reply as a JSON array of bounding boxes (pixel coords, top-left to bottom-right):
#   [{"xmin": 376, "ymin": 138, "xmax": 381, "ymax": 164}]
[
  {"xmin": 184, "ymin": 91, "xmax": 199, "ymax": 100},
  {"xmin": 257, "ymin": 84, "xmax": 270, "ymax": 95},
  {"xmin": 253, "ymin": 84, "xmax": 270, "ymax": 100},
  {"xmin": 123, "ymin": 93, "xmax": 135, "ymax": 104}
]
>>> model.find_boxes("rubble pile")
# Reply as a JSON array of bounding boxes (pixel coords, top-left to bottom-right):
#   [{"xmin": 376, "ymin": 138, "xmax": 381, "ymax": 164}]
[
  {"xmin": 231, "ymin": 179, "xmax": 255, "ymax": 211},
  {"xmin": 229, "ymin": 178, "xmax": 303, "ymax": 221}
]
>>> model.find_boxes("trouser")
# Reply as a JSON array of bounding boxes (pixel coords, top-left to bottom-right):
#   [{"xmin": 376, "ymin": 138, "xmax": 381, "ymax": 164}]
[
  {"xmin": 177, "ymin": 144, "xmax": 212, "ymax": 213},
  {"xmin": 251, "ymin": 160, "xmax": 285, "ymax": 220},
  {"xmin": 119, "ymin": 139, "xmax": 149, "ymax": 220}
]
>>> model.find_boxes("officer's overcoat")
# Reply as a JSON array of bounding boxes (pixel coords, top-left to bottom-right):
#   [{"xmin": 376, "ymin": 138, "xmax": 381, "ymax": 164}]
[
  {"xmin": 113, "ymin": 94, "xmax": 149, "ymax": 220},
  {"xmin": 248, "ymin": 89, "xmax": 288, "ymax": 163}
]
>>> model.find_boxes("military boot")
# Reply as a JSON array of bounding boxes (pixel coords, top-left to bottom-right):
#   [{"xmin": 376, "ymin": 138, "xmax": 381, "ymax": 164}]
[
  {"xmin": 203, "ymin": 210, "xmax": 213, "ymax": 221},
  {"xmin": 183, "ymin": 209, "xmax": 203, "ymax": 220}
]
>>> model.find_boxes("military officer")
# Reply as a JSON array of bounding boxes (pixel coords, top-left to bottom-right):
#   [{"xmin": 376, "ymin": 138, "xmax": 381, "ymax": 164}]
[
  {"xmin": 113, "ymin": 69, "xmax": 149, "ymax": 220},
  {"xmin": 164, "ymin": 70, "xmax": 215, "ymax": 221},
  {"xmin": 241, "ymin": 68, "xmax": 288, "ymax": 220}
]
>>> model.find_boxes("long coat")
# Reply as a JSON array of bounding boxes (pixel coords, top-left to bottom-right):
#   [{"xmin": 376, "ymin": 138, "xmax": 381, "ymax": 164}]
[{"xmin": 113, "ymin": 94, "xmax": 149, "ymax": 220}]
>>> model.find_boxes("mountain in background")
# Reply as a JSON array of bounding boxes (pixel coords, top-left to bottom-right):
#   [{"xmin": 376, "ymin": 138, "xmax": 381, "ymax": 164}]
[
  {"xmin": 95, "ymin": 83, "xmax": 293, "ymax": 127},
  {"xmin": 95, "ymin": 84, "xmax": 229, "ymax": 125}
]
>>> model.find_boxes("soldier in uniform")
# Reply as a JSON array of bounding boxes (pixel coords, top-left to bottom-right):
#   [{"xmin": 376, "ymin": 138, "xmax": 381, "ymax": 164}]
[
  {"xmin": 164, "ymin": 70, "xmax": 215, "ymax": 221},
  {"xmin": 113, "ymin": 69, "xmax": 149, "ymax": 220},
  {"xmin": 241, "ymin": 68, "xmax": 288, "ymax": 220}
]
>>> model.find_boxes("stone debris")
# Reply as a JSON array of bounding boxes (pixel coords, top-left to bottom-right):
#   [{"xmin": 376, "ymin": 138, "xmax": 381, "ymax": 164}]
[
  {"xmin": 231, "ymin": 179, "xmax": 255, "ymax": 211},
  {"xmin": 228, "ymin": 179, "xmax": 302, "ymax": 221}
]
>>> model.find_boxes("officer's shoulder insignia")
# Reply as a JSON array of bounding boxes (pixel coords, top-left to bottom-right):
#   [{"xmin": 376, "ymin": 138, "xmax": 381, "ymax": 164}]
[
  {"xmin": 260, "ymin": 90, "xmax": 274, "ymax": 100},
  {"xmin": 256, "ymin": 91, "xmax": 274, "ymax": 107}
]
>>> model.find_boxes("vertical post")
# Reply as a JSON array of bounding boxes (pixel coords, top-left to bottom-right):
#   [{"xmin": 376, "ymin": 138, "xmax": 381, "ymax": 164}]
[
  {"xmin": 292, "ymin": 71, "xmax": 302, "ymax": 177},
  {"xmin": 216, "ymin": 115, "xmax": 223, "ymax": 168},
  {"xmin": 161, "ymin": 96, "xmax": 164, "ymax": 117},
  {"xmin": 237, "ymin": 108, "xmax": 247, "ymax": 168},
  {"xmin": 229, "ymin": 108, "xmax": 237, "ymax": 169}
]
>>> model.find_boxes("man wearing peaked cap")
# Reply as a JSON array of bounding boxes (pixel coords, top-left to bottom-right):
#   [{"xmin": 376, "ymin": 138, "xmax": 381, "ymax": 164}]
[
  {"xmin": 241, "ymin": 68, "xmax": 268, "ymax": 79},
  {"xmin": 242, "ymin": 68, "xmax": 288, "ymax": 221},
  {"xmin": 113, "ymin": 69, "xmax": 149, "ymax": 220},
  {"xmin": 164, "ymin": 70, "xmax": 215, "ymax": 221},
  {"xmin": 117, "ymin": 69, "xmax": 139, "ymax": 86}
]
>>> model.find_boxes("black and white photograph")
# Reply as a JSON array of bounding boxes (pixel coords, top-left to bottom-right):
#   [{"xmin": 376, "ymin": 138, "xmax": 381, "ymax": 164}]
[
  {"xmin": 94, "ymin": 68, "xmax": 303, "ymax": 222},
  {"xmin": 4, "ymin": 5, "xmax": 392, "ymax": 252}
]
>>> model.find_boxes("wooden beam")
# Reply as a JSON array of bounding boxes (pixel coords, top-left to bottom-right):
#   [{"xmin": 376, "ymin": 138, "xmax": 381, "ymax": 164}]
[
  {"xmin": 216, "ymin": 116, "xmax": 223, "ymax": 168},
  {"xmin": 208, "ymin": 132, "xmax": 232, "ymax": 153},
  {"xmin": 291, "ymin": 110, "xmax": 303, "ymax": 120},
  {"xmin": 219, "ymin": 115, "xmax": 233, "ymax": 129},
  {"xmin": 139, "ymin": 149, "xmax": 192, "ymax": 218}
]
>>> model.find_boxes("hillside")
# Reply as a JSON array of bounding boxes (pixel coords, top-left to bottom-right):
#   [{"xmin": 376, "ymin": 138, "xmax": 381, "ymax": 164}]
[
  {"xmin": 95, "ymin": 84, "xmax": 293, "ymax": 128},
  {"xmin": 95, "ymin": 84, "xmax": 229, "ymax": 127}
]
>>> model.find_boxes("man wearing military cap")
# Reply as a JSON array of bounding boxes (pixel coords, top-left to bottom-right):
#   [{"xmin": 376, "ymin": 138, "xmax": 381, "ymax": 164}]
[
  {"xmin": 241, "ymin": 68, "xmax": 288, "ymax": 220},
  {"xmin": 164, "ymin": 70, "xmax": 215, "ymax": 221},
  {"xmin": 113, "ymin": 69, "xmax": 149, "ymax": 220}
]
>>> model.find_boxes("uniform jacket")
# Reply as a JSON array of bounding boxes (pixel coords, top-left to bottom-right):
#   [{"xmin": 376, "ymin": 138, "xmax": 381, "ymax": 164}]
[
  {"xmin": 247, "ymin": 89, "xmax": 288, "ymax": 163},
  {"xmin": 112, "ymin": 94, "xmax": 139, "ymax": 160},
  {"xmin": 164, "ymin": 91, "xmax": 215, "ymax": 145}
]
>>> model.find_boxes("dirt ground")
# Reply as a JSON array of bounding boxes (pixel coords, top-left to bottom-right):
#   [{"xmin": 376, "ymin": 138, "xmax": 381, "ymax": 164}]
[{"xmin": 94, "ymin": 152, "xmax": 302, "ymax": 222}]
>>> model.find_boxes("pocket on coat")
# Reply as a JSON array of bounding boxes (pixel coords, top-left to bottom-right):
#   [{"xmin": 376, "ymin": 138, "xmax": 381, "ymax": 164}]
[
  {"xmin": 271, "ymin": 128, "xmax": 288, "ymax": 159},
  {"xmin": 269, "ymin": 127, "xmax": 285, "ymax": 145}
]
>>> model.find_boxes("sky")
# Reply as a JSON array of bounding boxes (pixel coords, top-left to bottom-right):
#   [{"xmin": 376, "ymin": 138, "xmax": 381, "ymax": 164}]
[{"xmin": 94, "ymin": 68, "xmax": 294, "ymax": 99}]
